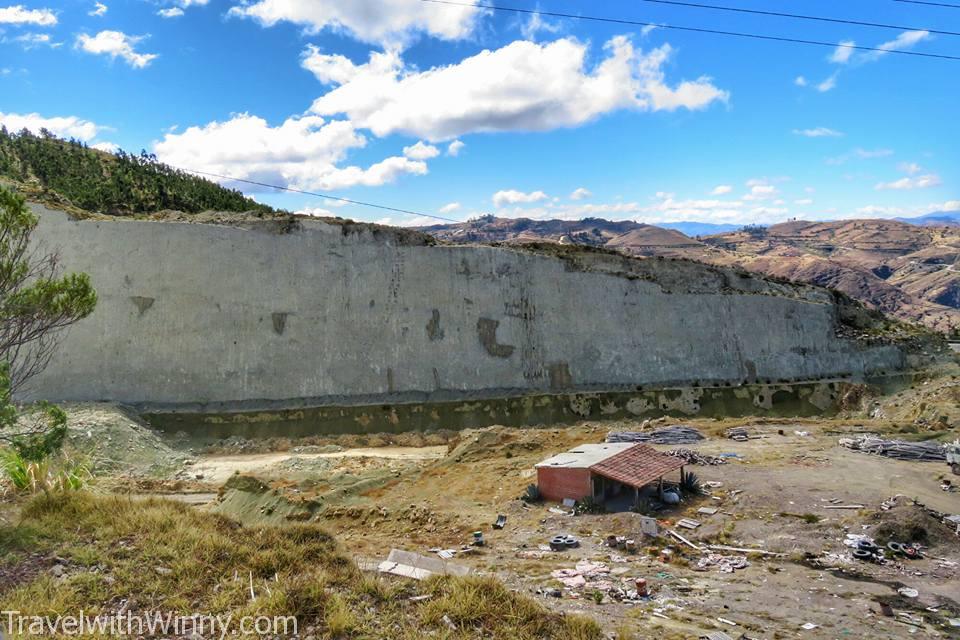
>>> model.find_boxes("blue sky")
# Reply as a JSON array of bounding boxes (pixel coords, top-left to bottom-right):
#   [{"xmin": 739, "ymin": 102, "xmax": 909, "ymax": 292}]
[{"xmin": 0, "ymin": 0, "xmax": 957, "ymax": 226}]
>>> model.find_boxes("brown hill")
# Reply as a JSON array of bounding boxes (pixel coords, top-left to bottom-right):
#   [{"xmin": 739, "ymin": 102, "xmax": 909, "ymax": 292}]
[{"xmin": 420, "ymin": 216, "xmax": 960, "ymax": 335}]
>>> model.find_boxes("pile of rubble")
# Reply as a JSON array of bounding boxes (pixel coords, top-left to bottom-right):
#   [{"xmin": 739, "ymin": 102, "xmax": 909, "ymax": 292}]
[
  {"xmin": 548, "ymin": 561, "xmax": 651, "ymax": 602},
  {"xmin": 667, "ymin": 449, "xmax": 727, "ymax": 465},
  {"xmin": 694, "ymin": 553, "xmax": 749, "ymax": 573}
]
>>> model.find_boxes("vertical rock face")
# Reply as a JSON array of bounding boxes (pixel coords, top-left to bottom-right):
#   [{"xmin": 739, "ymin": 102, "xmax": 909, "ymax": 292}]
[{"xmin": 22, "ymin": 204, "xmax": 926, "ymax": 409}]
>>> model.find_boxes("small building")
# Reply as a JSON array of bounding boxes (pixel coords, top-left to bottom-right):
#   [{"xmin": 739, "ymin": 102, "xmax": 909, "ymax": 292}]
[{"xmin": 535, "ymin": 442, "xmax": 686, "ymax": 505}]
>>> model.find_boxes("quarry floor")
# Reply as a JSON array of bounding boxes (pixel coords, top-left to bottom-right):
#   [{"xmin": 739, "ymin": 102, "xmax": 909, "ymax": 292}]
[{"xmin": 61, "ymin": 390, "xmax": 960, "ymax": 640}]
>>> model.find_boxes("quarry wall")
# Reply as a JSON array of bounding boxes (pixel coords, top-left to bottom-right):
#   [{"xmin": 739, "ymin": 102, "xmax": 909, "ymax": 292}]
[{"xmin": 22, "ymin": 205, "xmax": 919, "ymax": 410}]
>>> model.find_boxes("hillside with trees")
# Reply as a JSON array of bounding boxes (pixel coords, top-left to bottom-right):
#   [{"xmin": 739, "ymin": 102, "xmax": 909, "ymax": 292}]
[{"xmin": 0, "ymin": 127, "xmax": 273, "ymax": 216}]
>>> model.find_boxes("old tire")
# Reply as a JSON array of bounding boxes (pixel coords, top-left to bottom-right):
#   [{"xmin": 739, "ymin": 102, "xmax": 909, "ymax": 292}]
[{"xmin": 852, "ymin": 549, "xmax": 874, "ymax": 561}]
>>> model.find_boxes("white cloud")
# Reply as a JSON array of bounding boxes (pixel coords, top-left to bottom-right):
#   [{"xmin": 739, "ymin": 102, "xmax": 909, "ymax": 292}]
[
  {"xmin": 710, "ymin": 185, "xmax": 732, "ymax": 196},
  {"xmin": 306, "ymin": 36, "xmax": 728, "ymax": 141},
  {"xmin": 12, "ymin": 32, "xmax": 59, "ymax": 49},
  {"xmin": 742, "ymin": 179, "xmax": 782, "ymax": 202},
  {"xmin": 89, "ymin": 2, "xmax": 107, "ymax": 17},
  {"xmin": 439, "ymin": 202, "xmax": 461, "ymax": 214},
  {"xmin": 794, "ymin": 198, "xmax": 813, "ymax": 206},
  {"xmin": 830, "ymin": 40, "xmax": 856, "ymax": 64},
  {"xmin": 856, "ymin": 148, "xmax": 894, "ymax": 159},
  {"xmin": 0, "ymin": 5, "xmax": 56, "ymax": 25},
  {"xmin": 875, "ymin": 174, "xmax": 941, "ymax": 191},
  {"xmin": 521, "ymin": 11, "xmax": 561, "ymax": 41},
  {"xmin": 153, "ymin": 113, "xmax": 429, "ymax": 191},
  {"xmin": 827, "ymin": 148, "xmax": 894, "ymax": 165},
  {"xmin": 794, "ymin": 75, "xmax": 807, "ymax": 87},
  {"xmin": 801, "ymin": 31, "xmax": 930, "ymax": 93},
  {"xmin": 569, "ymin": 187, "xmax": 592, "ymax": 201},
  {"xmin": 816, "ymin": 73, "xmax": 837, "ymax": 92},
  {"xmin": 157, "ymin": 7, "xmax": 184, "ymax": 17},
  {"xmin": 862, "ymin": 30, "xmax": 929, "ymax": 62},
  {"xmin": 228, "ymin": 0, "xmax": 482, "ymax": 47},
  {"xmin": 493, "ymin": 189, "xmax": 548, "ymax": 208},
  {"xmin": 91, "ymin": 141, "xmax": 119, "ymax": 153},
  {"xmin": 792, "ymin": 127, "xmax": 843, "ymax": 138},
  {"xmin": 898, "ymin": 162, "xmax": 922, "ymax": 175},
  {"xmin": 749, "ymin": 206, "xmax": 789, "ymax": 217},
  {"xmin": 76, "ymin": 31, "xmax": 158, "ymax": 69},
  {"xmin": 0, "ymin": 111, "xmax": 102, "ymax": 140},
  {"xmin": 402, "ymin": 140, "xmax": 439, "ymax": 160},
  {"xmin": 853, "ymin": 200, "xmax": 960, "ymax": 219},
  {"xmin": 446, "ymin": 139, "xmax": 464, "ymax": 156},
  {"xmin": 297, "ymin": 206, "xmax": 335, "ymax": 217}
]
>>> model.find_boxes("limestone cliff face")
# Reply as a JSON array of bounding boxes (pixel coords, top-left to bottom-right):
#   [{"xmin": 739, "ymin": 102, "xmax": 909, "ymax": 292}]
[{"xmin": 21, "ymin": 204, "xmax": 931, "ymax": 409}]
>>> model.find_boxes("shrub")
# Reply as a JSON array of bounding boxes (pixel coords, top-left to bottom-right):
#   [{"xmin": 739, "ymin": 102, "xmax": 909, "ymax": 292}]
[{"xmin": 0, "ymin": 449, "xmax": 89, "ymax": 494}]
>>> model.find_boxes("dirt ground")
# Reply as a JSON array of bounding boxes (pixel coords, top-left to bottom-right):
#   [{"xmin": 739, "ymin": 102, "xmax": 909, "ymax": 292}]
[
  {"xmin": 67, "ymin": 373, "xmax": 960, "ymax": 639},
  {"xmin": 116, "ymin": 416, "xmax": 960, "ymax": 639}
]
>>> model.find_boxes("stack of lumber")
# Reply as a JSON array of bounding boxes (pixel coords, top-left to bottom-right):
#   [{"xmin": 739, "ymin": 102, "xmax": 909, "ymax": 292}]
[
  {"xmin": 606, "ymin": 426, "xmax": 705, "ymax": 445},
  {"xmin": 839, "ymin": 436, "xmax": 946, "ymax": 461}
]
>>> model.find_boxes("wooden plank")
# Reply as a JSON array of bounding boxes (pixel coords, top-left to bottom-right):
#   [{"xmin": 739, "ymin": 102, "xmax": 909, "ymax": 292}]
[{"xmin": 667, "ymin": 529, "xmax": 702, "ymax": 550}]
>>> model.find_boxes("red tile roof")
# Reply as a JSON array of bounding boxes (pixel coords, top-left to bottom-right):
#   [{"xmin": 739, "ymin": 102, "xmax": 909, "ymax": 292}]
[{"xmin": 589, "ymin": 444, "xmax": 685, "ymax": 488}]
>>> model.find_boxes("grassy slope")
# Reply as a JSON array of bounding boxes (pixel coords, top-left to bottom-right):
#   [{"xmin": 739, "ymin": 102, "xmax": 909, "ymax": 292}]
[{"xmin": 0, "ymin": 492, "xmax": 601, "ymax": 639}]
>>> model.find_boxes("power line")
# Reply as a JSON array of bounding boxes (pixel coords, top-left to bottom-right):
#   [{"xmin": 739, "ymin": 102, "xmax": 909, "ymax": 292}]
[
  {"xmin": 181, "ymin": 168, "xmax": 462, "ymax": 223},
  {"xmin": 421, "ymin": 0, "xmax": 960, "ymax": 60},
  {"xmin": 894, "ymin": 0, "xmax": 960, "ymax": 7},
  {"xmin": 637, "ymin": 0, "xmax": 960, "ymax": 37}
]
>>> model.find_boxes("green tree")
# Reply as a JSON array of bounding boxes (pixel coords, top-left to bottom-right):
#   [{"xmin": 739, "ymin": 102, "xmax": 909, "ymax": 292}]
[{"xmin": 0, "ymin": 187, "xmax": 96, "ymax": 459}]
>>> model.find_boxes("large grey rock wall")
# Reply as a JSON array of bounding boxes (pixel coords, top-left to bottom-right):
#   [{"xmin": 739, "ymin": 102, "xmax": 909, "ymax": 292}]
[{"xmin": 22, "ymin": 205, "xmax": 910, "ymax": 409}]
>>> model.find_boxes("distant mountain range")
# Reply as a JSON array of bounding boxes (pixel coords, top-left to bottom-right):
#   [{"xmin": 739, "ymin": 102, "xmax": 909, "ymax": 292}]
[
  {"xmin": 420, "ymin": 215, "xmax": 960, "ymax": 335},
  {"xmin": 897, "ymin": 211, "xmax": 960, "ymax": 227}
]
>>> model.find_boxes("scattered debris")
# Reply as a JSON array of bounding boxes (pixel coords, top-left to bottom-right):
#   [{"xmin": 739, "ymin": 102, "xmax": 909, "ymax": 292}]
[
  {"xmin": 492, "ymin": 514, "xmax": 507, "ymax": 529},
  {"xmin": 695, "ymin": 554, "xmax": 749, "ymax": 573},
  {"xmin": 607, "ymin": 426, "xmax": 704, "ymax": 445},
  {"xmin": 839, "ymin": 436, "xmax": 946, "ymax": 461},
  {"xmin": 705, "ymin": 544, "xmax": 785, "ymax": 557},
  {"xmin": 378, "ymin": 549, "xmax": 471, "ymax": 580},
  {"xmin": 823, "ymin": 504, "xmax": 866, "ymax": 510},
  {"xmin": 897, "ymin": 587, "xmax": 919, "ymax": 598},
  {"xmin": 551, "ymin": 561, "xmax": 610, "ymax": 590},
  {"xmin": 667, "ymin": 449, "xmax": 728, "ymax": 465},
  {"xmin": 698, "ymin": 507, "xmax": 719, "ymax": 516},
  {"xmin": 726, "ymin": 427, "xmax": 749, "ymax": 441},
  {"xmin": 676, "ymin": 518, "xmax": 701, "ymax": 530},
  {"xmin": 701, "ymin": 632, "xmax": 734, "ymax": 640}
]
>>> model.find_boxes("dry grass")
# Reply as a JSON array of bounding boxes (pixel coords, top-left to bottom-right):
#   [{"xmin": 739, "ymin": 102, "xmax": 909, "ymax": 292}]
[{"xmin": 0, "ymin": 492, "xmax": 602, "ymax": 639}]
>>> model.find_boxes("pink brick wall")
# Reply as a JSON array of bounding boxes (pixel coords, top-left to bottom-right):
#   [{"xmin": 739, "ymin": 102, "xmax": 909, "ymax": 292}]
[{"xmin": 537, "ymin": 467, "xmax": 592, "ymax": 502}]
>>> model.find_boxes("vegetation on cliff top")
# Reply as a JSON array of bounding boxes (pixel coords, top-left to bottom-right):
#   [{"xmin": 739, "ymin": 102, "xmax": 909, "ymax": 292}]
[{"xmin": 0, "ymin": 127, "xmax": 273, "ymax": 216}]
